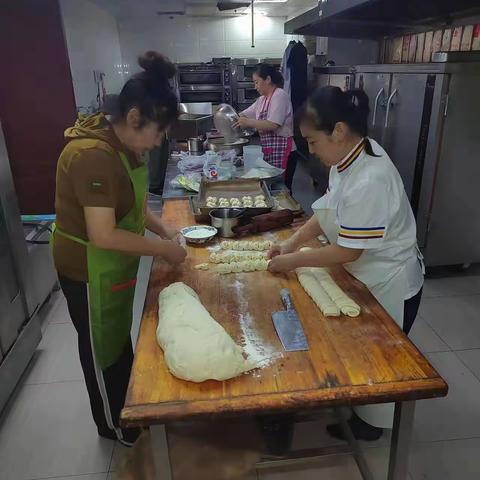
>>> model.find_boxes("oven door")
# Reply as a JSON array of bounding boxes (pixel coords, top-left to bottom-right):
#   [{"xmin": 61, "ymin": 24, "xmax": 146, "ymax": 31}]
[
  {"xmin": 233, "ymin": 64, "xmax": 259, "ymax": 82},
  {"xmin": 237, "ymin": 83, "xmax": 258, "ymax": 103},
  {"xmin": 179, "ymin": 85, "xmax": 225, "ymax": 104},
  {"xmin": 178, "ymin": 69, "xmax": 223, "ymax": 86}
]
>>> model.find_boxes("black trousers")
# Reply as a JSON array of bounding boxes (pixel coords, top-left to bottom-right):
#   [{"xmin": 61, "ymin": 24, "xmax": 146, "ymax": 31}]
[
  {"xmin": 284, "ymin": 150, "xmax": 299, "ymax": 192},
  {"xmin": 59, "ymin": 276, "xmax": 136, "ymax": 442},
  {"xmin": 403, "ymin": 287, "xmax": 423, "ymax": 335}
]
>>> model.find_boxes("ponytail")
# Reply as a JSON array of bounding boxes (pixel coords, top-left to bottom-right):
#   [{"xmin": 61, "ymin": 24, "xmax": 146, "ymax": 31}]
[
  {"xmin": 113, "ymin": 51, "xmax": 179, "ymax": 130},
  {"xmin": 254, "ymin": 63, "xmax": 284, "ymax": 88},
  {"xmin": 302, "ymin": 86, "xmax": 379, "ymax": 157}
]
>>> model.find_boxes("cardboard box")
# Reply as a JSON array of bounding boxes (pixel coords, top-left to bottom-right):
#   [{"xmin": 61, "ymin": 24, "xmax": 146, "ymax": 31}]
[
  {"xmin": 441, "ymin": 29, "xmax": 452, "ymax": 51},
  {"xmin": 392, "ymin": 37, "xmax": 403, "ymax": 63},
  {"xmin": 461, "ymin": 25, "xmax": 474, "ymax": 51},
  {"xmin": 416, "ymin": 33, "xmax": 426, "ymax": 63},
  {"xmin": 402, "ymin": 35, "xmax": 411, "ymax": 63},
  {"xmin": 423, "ymin": 31, "xmax": 434, "ymax": 62},
  {"xmin": 432, "ymin": 30, "xmax": 443, "ymax": 55},
  {"xmin": 473, "ymin": 25, "xmax": 480, "ymax": 50},
  {"xmin": 451, "ymin": 26, "xmax": 463, "ymax": 51},
  {"xmin": 408, "ymin": 34, "xmax": 418, "ymax": 63}
]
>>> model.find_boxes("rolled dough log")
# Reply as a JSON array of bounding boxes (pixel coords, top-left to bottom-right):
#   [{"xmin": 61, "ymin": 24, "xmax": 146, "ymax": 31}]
[
  {"xmin": 296, "ymin": 268, "xmax": 340, "ymax": 316},
  {"xmin": 297, "ymin": 247, "xmax": 361, "ymax": 317},
  {"xmin": 220, "ymin": 240, "xmax": 273, "ymax": 251},
  {"xmin": 157, "ymin": 282, "xmax": 252, "ymax": 382}
]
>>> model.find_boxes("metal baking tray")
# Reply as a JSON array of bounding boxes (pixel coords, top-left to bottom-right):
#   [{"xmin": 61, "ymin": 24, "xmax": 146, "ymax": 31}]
[
  {"xmin": 190, "ymin": 191, "xmax": 302, "ymax": 224},
  {"xmin": 271, "ymin": 190, "xmax": 303, "ymax": 214},
  {"xmin": 197, "ymin": 178, "xmax": 274, "ymax": 215},
  {"xmin": 189, "ymin": 196, "xmax": 210, "ymax": 223}
]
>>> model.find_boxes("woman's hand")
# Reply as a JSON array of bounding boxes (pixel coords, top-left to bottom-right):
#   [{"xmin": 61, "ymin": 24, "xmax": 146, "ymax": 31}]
[
  {"xmin": 267, "ymin": 253, "xmax": 299, "ymax": 273},
  {"xmin": 158, "ymin": 241, "xmax": 187, "ymax": 265},
  {"xmin": 232, "ymin": 116, "xmax": 252, "ymax": 129},
  {"xmin": 268, "ymin": 239, "xmax": 297, "ymax": 259}
]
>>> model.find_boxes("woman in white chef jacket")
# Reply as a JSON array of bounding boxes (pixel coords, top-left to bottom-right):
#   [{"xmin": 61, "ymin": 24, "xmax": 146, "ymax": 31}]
[{"xmin": 267, "ymin": 86, "xmax": 424, "ymax": 441}]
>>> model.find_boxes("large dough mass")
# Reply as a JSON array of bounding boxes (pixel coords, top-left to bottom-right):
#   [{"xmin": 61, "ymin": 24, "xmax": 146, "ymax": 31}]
[{"xmin": 157, "ymin": 282, "xmax": 252, "ymax": 382}]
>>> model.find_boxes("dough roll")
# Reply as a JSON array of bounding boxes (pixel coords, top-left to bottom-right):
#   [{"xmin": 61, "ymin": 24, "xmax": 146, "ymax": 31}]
[
  {"xmin": 296, "ymin": 269, "xmax": 340, "ymax": 316},
  {"xmin": 297, "ymin": 247, "xmax": 361, "ymax": 317}
]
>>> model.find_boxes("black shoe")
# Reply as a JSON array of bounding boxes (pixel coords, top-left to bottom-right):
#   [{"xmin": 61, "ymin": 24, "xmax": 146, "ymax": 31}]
[
  {"xmin": 98, "ymin": 427, "xmax": 117, "ymax": 441},
  {"xmin": 97, "ymin": 426, "xmax": 141, "ymax": 446},
  {"xmin": 256, "ymin": 414, "xmax": 295, "ymax": 456},
  {"xmin": 327, "ymin": 412, "xmax": 383, "ymax": 442},
  {"xmin": 119, "ymin": 427, "xmax": 142, "ymax": 447}
]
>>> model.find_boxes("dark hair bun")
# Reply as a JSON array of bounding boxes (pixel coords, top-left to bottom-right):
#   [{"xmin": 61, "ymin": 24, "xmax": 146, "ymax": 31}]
[
  {"xmin": 138, "ymin": 51, "xmax": 176, "ymax": 81},
  {"xmin": 254, "ymin": 63, "xmax": 284, "ymax": 88}
]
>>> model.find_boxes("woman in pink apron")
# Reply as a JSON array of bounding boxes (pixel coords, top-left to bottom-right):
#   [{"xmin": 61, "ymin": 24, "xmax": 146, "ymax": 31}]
[{"xmin": 234, "ymin": 64, "xmax": 295, "ymax": 174}]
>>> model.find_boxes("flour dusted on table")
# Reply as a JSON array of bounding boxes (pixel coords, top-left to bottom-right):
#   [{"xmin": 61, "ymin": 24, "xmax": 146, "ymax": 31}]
[{"xmin": 157, "ymin": 282, "xmax": 253, "ymax": 382}]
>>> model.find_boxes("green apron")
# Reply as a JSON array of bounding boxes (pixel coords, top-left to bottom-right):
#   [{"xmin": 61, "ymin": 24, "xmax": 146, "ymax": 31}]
[{"xmin": 53, "ymin": 152, "xmax": 148, "ymax": 370}]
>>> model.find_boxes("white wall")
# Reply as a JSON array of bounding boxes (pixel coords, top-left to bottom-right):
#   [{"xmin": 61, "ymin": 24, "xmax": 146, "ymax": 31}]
[
  {"xmin": 118, "ymin": 15, "xmax": 290, "ymax": 73},
  {"xmin": 60, "ymin": 0, "xmax": 125, "ymax": 110}
]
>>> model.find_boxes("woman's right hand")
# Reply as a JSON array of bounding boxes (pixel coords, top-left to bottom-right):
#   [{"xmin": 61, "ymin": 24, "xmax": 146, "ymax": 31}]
[
  {"xmin": 268, "ymin": 239, "xmax": 296, "ymax": 259},
  {"xmin": 158, "ymin": 241, "xmax": 187, "ymax": 265}
]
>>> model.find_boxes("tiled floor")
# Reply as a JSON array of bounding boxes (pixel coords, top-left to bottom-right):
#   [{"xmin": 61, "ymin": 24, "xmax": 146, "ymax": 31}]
[{"xmin": 2, "ymin": 163, "xmax": 480, "ymax": 479}]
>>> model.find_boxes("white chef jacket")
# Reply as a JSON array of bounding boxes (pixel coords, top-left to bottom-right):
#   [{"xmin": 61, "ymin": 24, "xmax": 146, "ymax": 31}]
[{"xmin": 314, "ymin": 138, "xmax": 424, "ymax": 300}]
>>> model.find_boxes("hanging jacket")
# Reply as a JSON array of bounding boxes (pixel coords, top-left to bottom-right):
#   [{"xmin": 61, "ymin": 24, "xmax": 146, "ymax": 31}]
[{"xmin": 287, "ymin": 41, "xmax": 308, "ymax": 113}]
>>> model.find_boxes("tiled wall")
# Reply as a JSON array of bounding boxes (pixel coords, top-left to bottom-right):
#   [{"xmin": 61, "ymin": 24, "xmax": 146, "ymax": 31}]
[
  {"xmin": 117, "ymin": 15, "xmax": 290, "ymax": 73},
  {"xmin": 60, "ymin": 0, "xmax": 125, "ymax": 110},
  {"xmin": 385, "ymin": 24, "xmax": 480, "ymax": 64}
]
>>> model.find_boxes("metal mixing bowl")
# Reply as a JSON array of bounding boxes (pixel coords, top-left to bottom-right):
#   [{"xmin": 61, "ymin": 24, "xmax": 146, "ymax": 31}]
[{"xmin": 214, "ymin": 104, "xmax": 242, "ymax": 142}]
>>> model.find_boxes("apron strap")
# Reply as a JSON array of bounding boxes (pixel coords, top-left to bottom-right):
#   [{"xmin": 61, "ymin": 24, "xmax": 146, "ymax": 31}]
[
  {"xmin": 261, "ymin": 87, "xmax": 277, "ymax": 115},
  {"xmin": 53, "ymin": 224, "xmax": 88, "ymax": 246}
]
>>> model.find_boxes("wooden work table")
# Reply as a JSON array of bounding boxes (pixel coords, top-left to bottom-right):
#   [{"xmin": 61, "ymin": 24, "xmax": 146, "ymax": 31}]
[{"xmin": 121, "ymin": 198, "xmax": 447, "ymax": 480}]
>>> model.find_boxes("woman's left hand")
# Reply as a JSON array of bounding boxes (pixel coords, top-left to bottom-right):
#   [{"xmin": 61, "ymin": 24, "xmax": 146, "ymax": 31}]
[
  {"xmin": 267, "ymin": 253, "xmax": 299, "ymax": 273},
  {"xmin": 232, "ymin": 116, "xmax": 252, "ymax": 129}
]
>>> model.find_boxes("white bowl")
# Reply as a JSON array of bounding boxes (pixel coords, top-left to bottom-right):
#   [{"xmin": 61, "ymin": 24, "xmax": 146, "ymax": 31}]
[{"xmin": 181, "ymin": 225, "xmax": 218, "ymax": 244}]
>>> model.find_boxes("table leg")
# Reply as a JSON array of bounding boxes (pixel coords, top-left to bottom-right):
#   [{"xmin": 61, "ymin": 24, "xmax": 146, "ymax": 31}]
[
  {"xmin": 387, "ymin": 401, "xmax": 416, "ymax": 480},
  {"xmin": 150, "ymin": 424, "xmax": 172, "ymax": 480}
]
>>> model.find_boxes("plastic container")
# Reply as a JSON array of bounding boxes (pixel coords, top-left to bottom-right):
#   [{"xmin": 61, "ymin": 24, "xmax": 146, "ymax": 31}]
[
  {"xmin": 203, "ymin": 151, "xmax": 219, "ymax": 180},
  {"xmin": 217, "ymin": 158, "xmax": 236, "ymax": 180},
  {"xmin": 244, "ymin": 151, "xmax": 264, "ymax": 170}
]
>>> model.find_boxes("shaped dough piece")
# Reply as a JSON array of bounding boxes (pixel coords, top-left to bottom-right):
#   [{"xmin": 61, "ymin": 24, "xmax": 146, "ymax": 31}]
[
  {"xmin": 298, "ymin": 247, "xmax": 361, "ymax": 317},
  {"xmin": 220, "ymin": 240, "xmax": 273, "ymax": 251},
  {"xmin": 194, "ymin": 263, "xmax": 209, "ymax": 270},
  {"xmin": 210, "ymin": 250, "xmax": 267, "ymax": 264},
  {"xmin": 296, "ymin": 269, "xmax": 340, "ymax": 316},
  {"xmin": 215, "ymin": 259, "xmax": 269, "ymax": 274},
  {"xmin": 157, "ymin": 282, "xmax": 252, "ymax": 382}
]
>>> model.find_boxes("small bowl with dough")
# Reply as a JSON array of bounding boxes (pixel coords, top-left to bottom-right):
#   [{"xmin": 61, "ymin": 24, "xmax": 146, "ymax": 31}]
[{"xmin": 181, "ymin": 225, "xmax": 218, "ymax": 245}]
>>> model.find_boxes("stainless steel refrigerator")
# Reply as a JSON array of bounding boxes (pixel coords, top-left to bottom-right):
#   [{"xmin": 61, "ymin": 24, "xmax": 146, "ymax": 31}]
[
  {"xmin": 315, "ymin": 59, "xmax": 480, "ymax": 267},
  {"xmin": 0, "ymin": 121, "xmax": 42, "ymax": 412}
]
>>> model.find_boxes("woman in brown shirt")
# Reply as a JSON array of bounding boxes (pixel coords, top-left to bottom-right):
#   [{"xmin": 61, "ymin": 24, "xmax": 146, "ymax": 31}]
[{"xmin": 53, "ymin": 52, "xmax": 186, "ymax": 446}]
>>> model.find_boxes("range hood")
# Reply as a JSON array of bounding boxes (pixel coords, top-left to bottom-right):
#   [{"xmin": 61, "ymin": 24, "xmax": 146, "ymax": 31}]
[{"xmin": 285, "ymin": 0, "xmax": 480, "ymax": 39}]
